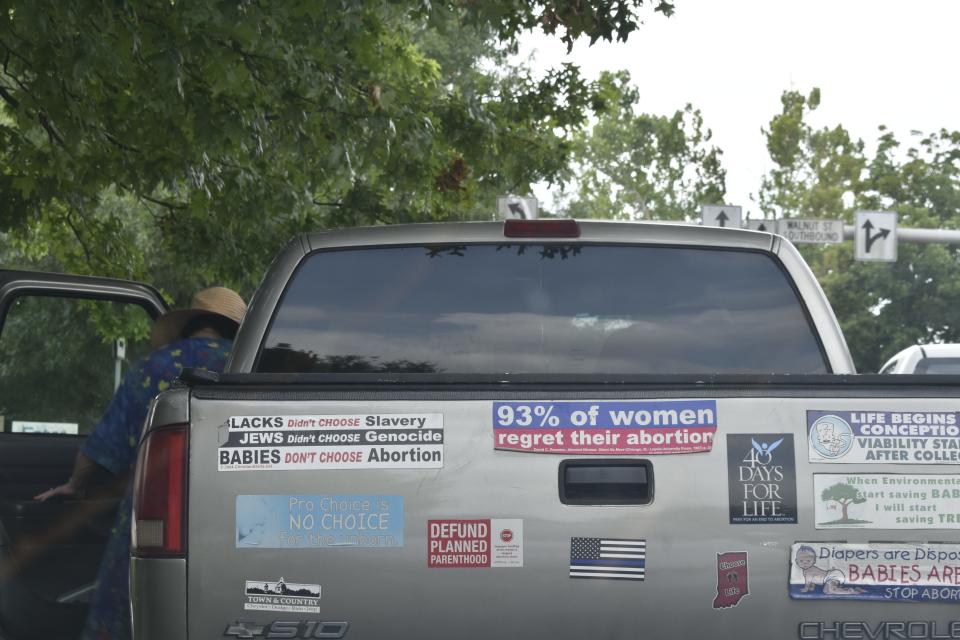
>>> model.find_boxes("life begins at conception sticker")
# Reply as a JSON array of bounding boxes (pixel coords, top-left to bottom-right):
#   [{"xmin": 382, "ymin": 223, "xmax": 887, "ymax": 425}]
[
  {"xmin": 493, "ymin": 400, "xmax": 717, "ymax": 455},
  {"xmin": 807, "ymin": 410, "xmax": 960, "ymax": 464}
]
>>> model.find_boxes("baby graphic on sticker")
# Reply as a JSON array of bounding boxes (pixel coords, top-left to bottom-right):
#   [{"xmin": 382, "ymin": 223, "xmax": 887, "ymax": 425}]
[{"xmin": 794, "ymin": 546, "xmax": 866, "ymax": 595}]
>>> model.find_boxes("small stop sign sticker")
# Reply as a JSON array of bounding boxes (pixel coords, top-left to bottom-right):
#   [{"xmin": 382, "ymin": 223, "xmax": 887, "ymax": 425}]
[{"xmin": 500, "ymin": 529, "xmax": 514, "ymax": 543}]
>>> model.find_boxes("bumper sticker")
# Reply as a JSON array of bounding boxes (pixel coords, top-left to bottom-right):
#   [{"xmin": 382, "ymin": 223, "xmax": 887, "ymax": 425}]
[
  {"xmin": 726, "ymin": 433, "xmax": 798, "ymax": 524},
  {"xmin": 244, "ymin": 578, "xmax": 321, "ymax": 613},
  {"xmin": 713, "ymin": 551, "xmax": 749, "ymax": 609},
  {"xmin": 807, "ymin": 410, "xmax": 960, "ymax": 464},
  {"xmin": 427, "ymin": 519, "xmax": 523, "ymax": 568},
  {"xmin": 791, "ymin": 542, "xmax": 960, "ymax": 603},
  {"xmin": 236, "ymin": 494, "xmax": 403, "ymax": 548},
  {"xmin": 569, "ymin": 537, "xmax": 646, "ymax": 581},
  {"xmin": 218, "ymin": 414, "xmax": 443, "ymax": 471},
  {"xmin": 493, "ymin": 400, "xmax": 717, "ymax": 454},
  {"xmin": 814, "ymin": 473, "xmax": 960, "ymax": 529}
]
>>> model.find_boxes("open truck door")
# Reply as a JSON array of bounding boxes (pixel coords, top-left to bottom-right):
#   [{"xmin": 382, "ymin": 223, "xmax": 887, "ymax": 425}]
[{"xmin": 0, "ymin": 270, "xmax": 166, "ymax": 640}]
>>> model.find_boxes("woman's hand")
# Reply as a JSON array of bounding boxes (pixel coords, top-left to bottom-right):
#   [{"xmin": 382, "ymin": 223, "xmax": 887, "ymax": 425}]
[{"xmin": 34, "ymin": 478, "xmax": 79, "ymax": 502}]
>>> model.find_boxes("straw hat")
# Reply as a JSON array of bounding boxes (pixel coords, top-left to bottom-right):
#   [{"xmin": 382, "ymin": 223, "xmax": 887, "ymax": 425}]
[{"xmin": 150, "ymin": 287, "xmax": 247, "ymax": 348}]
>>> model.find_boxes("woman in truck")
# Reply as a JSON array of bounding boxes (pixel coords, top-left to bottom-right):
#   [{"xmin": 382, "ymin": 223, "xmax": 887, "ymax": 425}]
[{"xmin": 34, "ymin": 287, "xmax": 247, "ymax": 640}]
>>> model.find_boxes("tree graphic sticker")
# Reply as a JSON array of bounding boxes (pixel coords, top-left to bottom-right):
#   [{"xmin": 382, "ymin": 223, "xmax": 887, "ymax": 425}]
[{"xmin": 819, "ymin": 483, "xmax": 871, "ymax": 525}]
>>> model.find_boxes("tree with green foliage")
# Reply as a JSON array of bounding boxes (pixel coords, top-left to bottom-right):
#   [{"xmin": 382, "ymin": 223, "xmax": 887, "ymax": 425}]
[
  {"xmin": 555, "ymin": 70, "xmax": 726, "ymax": 220},
  {"xmin": 820, "ymin": 482, "xmax": 867, "ymax": 523},
  {"xmin": 0, "ymin": 0, "xmax": 673, "ymax": 302},
  {"xmin": 759, "ymin": 89, "xmax": 960, "ymax": 372}
]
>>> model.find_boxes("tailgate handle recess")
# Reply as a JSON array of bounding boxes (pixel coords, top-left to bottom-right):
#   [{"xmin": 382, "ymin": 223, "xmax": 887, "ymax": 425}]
[{"xmin": 559, "ymin": 460, "xmax": 653, "ymax": 505}]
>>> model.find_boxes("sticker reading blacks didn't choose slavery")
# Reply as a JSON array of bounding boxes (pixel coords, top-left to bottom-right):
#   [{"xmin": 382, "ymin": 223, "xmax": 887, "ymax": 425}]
[{"xmin": 218, "ymin": 414, "xmax": 443, "ymax": 471}]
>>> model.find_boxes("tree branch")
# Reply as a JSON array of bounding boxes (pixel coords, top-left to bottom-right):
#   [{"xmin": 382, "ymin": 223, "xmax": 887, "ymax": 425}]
[
  {"xmin": 62, "ymin": 210, "xmax": 96, "ymax": 269},
  {"xmin": 139, "ymin": 192, "xmax": 187, "ymax": 210},
  {"xmin": 0, "ymin": 85, "xmax": 19, "ymax": 110},
  {"xmin": 38, "ymin": 112, "xmax": 65, "ymax": 146}
]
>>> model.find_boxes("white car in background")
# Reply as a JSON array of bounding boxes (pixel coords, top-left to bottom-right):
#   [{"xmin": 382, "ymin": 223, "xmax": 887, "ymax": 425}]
[{"xmin": 879, "ymin": 343, "xmax": 960, "ymax": 374}]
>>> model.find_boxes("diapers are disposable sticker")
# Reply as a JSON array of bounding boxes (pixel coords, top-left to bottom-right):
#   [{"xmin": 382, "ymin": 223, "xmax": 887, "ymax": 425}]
[{"xmin": 790, "ymin": 542, "xmax": 960, "ymax": 603}]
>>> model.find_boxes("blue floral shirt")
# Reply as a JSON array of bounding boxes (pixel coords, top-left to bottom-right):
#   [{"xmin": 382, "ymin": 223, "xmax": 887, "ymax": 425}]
[{"xmin": 81, "ymin": 337, "xmax": 232, "ymax": 640}]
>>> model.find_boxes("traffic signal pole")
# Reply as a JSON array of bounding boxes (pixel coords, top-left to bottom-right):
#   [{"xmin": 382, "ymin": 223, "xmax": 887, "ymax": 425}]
[{"xmin": 843, "ymin": 226, "xmax": 960, "ymax": 245}]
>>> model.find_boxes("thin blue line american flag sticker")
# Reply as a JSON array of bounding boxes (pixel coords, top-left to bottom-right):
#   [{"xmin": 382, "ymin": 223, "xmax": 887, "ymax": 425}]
[{"xmin": 570, "ymin": 537, "xmax": 646, "ymax": 581}]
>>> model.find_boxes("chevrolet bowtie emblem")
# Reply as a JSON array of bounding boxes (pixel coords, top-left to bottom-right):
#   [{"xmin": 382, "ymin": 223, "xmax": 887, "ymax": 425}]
[{"xmin": 224, "ymin": 621, "xmax": 265, "ymax": 639}]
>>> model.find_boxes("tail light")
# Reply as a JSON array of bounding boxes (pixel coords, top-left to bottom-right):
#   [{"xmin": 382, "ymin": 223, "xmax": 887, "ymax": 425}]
[
  {"xmin": 132, "ymin": 424, "xmax": 188, "ymax": 557},
  {"xmin": 504, "ymin": 219, "xmax": 581, "ymax": 238}
]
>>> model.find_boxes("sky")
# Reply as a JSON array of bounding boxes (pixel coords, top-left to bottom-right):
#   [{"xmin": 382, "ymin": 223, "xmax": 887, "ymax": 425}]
[{"xmin": 518, "ymin": 0, "xmax": 960, "ymax": 219}]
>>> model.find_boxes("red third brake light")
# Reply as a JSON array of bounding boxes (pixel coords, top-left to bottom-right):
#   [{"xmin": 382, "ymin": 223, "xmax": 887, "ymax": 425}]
[
  {"xmin": 132, "ymin": 424, "xmax": 188, "ymax": 557},
  {"xmin": 504, "ymin": 219, "xmax": 581, "ymax": 238}
]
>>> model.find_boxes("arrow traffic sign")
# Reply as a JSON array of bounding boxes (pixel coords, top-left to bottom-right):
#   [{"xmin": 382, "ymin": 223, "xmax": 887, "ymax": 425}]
[
  {"xmin": 497, "ymin": 195, "xmax": 538, "ymax": 220},
  {"xmin": 854, "ymin": 210, "xmax": 897, "ymax": 262},
  {"xmin": 701, "ymin": 204, "xmax": 742, "ymax": 229}
]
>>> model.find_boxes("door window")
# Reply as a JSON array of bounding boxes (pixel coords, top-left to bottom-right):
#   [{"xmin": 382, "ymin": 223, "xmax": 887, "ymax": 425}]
[{"xmin": 0, "ymin": 295, "xmax": 153, "ymax": 435}]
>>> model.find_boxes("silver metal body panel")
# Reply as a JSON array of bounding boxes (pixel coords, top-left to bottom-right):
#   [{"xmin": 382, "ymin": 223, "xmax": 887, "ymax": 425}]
[
  {"xmin": 131, "ymin": 557, "xmax": 186, "ymax": 640},
  {"xmin": 179, "ymin": 391, "xmax": 960, "ymax": 640},
  {"xmin": 227, "ymin": 221, "xmax": 855, "ymax": 374}
]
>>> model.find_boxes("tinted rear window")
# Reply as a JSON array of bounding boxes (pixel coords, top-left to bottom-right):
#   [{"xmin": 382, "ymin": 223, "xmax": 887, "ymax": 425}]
[
  {"xmin": 257, "ymin": 244, "xmax": 828, "ymax": 375},
  {"xmin": 915, "ymin": 358, "xmax": 960, "ymax": 374}
]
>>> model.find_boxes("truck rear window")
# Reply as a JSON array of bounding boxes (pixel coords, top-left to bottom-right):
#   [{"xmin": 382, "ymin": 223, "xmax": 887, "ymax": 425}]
[{"xmin": 256, "ymin": 244, "xmax": 828, "ymax": 374}]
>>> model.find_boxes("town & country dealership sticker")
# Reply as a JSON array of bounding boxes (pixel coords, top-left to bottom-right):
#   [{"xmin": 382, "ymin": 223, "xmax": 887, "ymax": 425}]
[
  {"xmin": 492, "ymin": 400, "xmax": 717, "ymax": 454},
  {"xmin": 244, "ymin": 578, "xmax": 320, "ymax": 613},
  {"xmin": 427, "ymin": 519, "xmax": 523, "ymax": 568},
  {"xmin": 814, "ymin": 473, "xmax": 960, "ymax": 529},
  {"xmin": 790, "ymin": 542, "xmax": 960, "ymax": 603},
  {"xmin": 236, "ymin": 494, "xmax": 403, "ymax": 548},
  {"xmin": 218, "ymin": 413, "xmax": 443, "ymax": 471},
  {"xmin": 807, "ymin": 410, "xmax": 960, "ymax": 464}
]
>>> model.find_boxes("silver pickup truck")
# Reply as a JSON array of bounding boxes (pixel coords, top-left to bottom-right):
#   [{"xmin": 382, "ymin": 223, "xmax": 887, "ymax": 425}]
[{"xmin": 6, "ymin": 220, "xmax": 958, "ymax": 640}]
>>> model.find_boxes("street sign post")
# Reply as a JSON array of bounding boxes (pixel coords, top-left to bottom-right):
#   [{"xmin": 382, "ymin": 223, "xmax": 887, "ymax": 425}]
[
  {"xmin": 854, "ymin": 211, "xmax": 897, "ymax": 262},
  {"xmin": 701, "ymin": 204, "xmax": 742, "ymax": 228},
  {"xmin": 777, "ymin": 219, "xmax": 844, "ymax": 244},
  {"xmin": 497, "ymin": 195, "xmax": 538, "ymax": 220},
  {"xmin": 746, "ymin": 219, "xmax": 776, "ymax": 232}
]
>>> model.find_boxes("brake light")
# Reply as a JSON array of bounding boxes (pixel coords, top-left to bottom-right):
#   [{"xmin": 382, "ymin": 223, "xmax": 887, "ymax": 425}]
[
  {"xmin": 132, "ymin": 425, "xmax": 188, "ymax": 557},
  {"xmin": 503, "ymin": 219, "xmax": 581, "ymax": 238}
]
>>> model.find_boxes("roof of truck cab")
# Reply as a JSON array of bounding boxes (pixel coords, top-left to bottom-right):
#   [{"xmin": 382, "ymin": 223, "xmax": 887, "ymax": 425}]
[{"xmin": 304, "ymin": 220, "xmax": 776, "ymax": 252}]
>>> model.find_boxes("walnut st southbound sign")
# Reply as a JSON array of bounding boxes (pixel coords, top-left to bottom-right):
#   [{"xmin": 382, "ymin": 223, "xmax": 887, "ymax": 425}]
[
  {"xmin": 492, "ymin": 400, "xmax": 717, "ymax": 454},
  {"xmin": 218, "ymin": 414, "xmax": 443, "ymax": 471}
]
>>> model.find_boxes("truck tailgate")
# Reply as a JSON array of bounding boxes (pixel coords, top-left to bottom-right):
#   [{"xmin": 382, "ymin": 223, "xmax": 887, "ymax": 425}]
[{"xmin": 187, "ymin": 387, "xmax": 960, "ymax": 640}]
